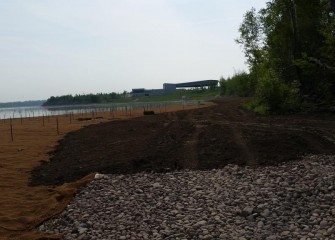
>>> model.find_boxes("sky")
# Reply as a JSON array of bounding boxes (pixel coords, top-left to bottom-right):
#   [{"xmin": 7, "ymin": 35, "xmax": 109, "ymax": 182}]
[{"xmin": 0, "ymin": 0, "xmax": 267, "ymax": 102}]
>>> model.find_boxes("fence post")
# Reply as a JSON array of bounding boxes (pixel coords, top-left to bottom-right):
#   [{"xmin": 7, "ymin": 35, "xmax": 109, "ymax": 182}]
[
  {"xmin": 56, "ymin": 117, "xmax": 59, "ymax": 135},
  {"xmin": 10, "ymin": 118, "xmax": 13, "ymax": 142}
]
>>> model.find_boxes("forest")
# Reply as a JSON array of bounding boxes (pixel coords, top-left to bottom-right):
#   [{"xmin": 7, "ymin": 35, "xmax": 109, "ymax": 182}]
[
  {"xmin": 43, "ymin": 92, "xmax": 126, "ymax": 106},
  {"xmin": 0, "ymin": 100, "xmax": 45, "ymax": 108},
  {"xmin": 221, "ymin": 0, "xmax": 335, "ymax": 113}
]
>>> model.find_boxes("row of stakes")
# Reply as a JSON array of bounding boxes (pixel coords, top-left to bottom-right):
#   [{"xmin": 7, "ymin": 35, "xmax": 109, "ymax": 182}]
[
  {"xmin": 2, "ymin": 103, "xmax": 186, "ymax": 142},
  {"xmin": 0, "ymin": 102, "xmax": 177, "ymax": 122}
]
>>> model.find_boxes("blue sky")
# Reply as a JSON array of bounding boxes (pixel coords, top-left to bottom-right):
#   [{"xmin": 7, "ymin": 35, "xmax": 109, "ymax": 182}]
[{"xmin": 0, "ymin": 0, "xmax": 267, "ymax": 102}]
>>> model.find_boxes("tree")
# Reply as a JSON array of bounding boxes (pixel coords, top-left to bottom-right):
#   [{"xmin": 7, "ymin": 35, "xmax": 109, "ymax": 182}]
[
  {"xmin": 237, "ymin": 0, "xmax": 335, "ymax": 112},
  {"xmin": 331, "ymin": 0, "xmax": 335, "ymax": 10},
  {"xmin": 123, "ymin": 90, "xmax": 128, "ymax": 99},
  {"xmin": 236, "ymin": 8, "xmax": 264, "ymax": 71}
]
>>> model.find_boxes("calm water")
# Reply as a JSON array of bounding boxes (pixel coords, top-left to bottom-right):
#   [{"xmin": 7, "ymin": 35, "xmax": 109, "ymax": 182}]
[{"xmin": 0, "ymin": 100, "xmax": 200, "ymax": 120}]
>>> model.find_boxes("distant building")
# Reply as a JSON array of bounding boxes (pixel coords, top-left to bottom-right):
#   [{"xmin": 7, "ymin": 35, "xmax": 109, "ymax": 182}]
[
  {"xmin": 132, "ymin": 80, "xmax": 218, "ymax": 97},
  {"xmin": 131, "ymin": 88, "xmax": 165, "ymax": 97}
]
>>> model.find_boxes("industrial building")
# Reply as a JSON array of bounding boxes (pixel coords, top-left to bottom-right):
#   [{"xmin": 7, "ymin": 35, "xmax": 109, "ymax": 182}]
[{"xmin": 131, "ymin": 80, "xmax": 218, "ymax": 97}]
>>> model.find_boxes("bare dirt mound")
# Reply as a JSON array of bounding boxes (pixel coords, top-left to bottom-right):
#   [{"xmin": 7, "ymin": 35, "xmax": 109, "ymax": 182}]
[{"xmin": 30, "ymin": 97, "xmax": 335, "ymax": 186}]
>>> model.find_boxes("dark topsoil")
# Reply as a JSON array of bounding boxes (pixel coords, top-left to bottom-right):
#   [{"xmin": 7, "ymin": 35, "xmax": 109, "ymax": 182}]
[{"xmin": 30, "ymin": 97, "xmax": 335, "ymax": 186}]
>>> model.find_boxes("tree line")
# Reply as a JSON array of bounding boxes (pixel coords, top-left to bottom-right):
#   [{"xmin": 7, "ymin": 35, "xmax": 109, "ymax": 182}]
[
  {"xmin": 221, "ymin": 0, "xmax": 335, "ymax": 113},
  {"xmin": 0, "ymin": 100, "xmax": 46, "ymax": 108},
  {"xmin": 43, "ymin": 92, "xmax": 127, "ymax": 106}
]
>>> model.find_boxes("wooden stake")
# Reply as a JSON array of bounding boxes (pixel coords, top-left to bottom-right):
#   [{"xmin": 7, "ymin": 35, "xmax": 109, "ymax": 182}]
[
  {"xmin": 56, "ymin": 117, "xmax": 59, "ymax": 135},
  {"xmin": 10, "ymin": 119, "xmax": 13, "ymax": 142}
]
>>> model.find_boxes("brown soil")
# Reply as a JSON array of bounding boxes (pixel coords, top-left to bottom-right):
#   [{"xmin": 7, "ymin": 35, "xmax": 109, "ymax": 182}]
[
  {"xmin": 1, "ymin": 98, "xmax": 334, "ymax": 239},
  {"xmin": 31, "ymin": 97, "xmax": 335, "ymax": 187},
  {"xmin": 0, "ymin": 104, "xmax": 196, "ymax": 240}
]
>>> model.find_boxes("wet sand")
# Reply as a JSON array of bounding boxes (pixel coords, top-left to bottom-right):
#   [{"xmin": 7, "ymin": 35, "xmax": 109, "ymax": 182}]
[{"xmin": 0, "ymin": 105, "xmax": 204, "ymax": 240}]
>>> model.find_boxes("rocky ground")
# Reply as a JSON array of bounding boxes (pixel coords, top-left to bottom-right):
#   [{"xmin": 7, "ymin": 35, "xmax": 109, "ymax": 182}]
[{"xmin": 40, "ymin": 155, "xmax": 335, "ymax": 240}]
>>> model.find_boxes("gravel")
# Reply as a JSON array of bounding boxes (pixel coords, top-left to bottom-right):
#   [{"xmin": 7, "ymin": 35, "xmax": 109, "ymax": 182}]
[{"xmin": 40, "ymin": 155, "xmax": 335, "ymax": 239}]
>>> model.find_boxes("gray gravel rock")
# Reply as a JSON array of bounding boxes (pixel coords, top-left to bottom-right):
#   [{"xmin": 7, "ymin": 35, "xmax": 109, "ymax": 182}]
[{"xmin": 40, "ymin": 155, "xmax": 335, "ymax": 239}]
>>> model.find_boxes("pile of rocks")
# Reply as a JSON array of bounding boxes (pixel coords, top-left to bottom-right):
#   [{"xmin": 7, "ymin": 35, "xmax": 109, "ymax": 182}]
[{"xmin": 40, "ymin": 155, "xmax": 335, "ymax": 239}]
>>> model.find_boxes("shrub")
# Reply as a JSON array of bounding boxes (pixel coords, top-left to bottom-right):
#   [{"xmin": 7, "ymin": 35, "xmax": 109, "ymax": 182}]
[
  {"xmin": 252, "ymin": 69, "xmax": 301, "ymax": 113},
  {"xmin": 220, "ymin": 71, "xmax": 256, "ymax": 97}
]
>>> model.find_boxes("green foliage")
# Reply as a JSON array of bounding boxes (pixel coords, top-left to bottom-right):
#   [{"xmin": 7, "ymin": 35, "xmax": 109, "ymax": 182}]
[
  {"xmin": 43, "ymin": 92, "xmax": 124, "ymax": 106},
  {"xmin": 237, "ymin": 0, "xmax": 335, "ymax": 113},
  {"xmin": 236, "ymin": 8, "xmax": 264, "ymax": 69},
  {"xmin": 220, "ymin": 72, "xmax": 256, "ymax": 97},
  {"xmin": 209, "ymin": 81, "xmax": 218, "ymax": 90},
  {"xmin": 283, "ymin": 80, "xmax": 302, "ymax": 111},
  {"xmin": 248, "ymin": 68, "xmax": 301, "ymax": 114},
  {"xmin": 253, "ymin": 69, "xmax": 287, "ymax": 112},
  {"xmin": 0, "ymin": 100, "xmax": 45, "ymax": 108}
]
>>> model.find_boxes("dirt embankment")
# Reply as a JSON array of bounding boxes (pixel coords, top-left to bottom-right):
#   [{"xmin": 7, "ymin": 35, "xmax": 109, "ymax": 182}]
[
  {"xmin": 0, "ymin": 104, "xmax": 197, "ymax": 240},
  {"xmin": 31, "ymin": 97, "xmax": 335, "ymax": 186}
]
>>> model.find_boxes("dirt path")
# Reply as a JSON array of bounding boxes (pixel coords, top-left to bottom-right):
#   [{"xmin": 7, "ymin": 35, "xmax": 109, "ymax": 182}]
[{"xmin": 31, "ymin": 97, "xmax": 335, "ymax": 187}]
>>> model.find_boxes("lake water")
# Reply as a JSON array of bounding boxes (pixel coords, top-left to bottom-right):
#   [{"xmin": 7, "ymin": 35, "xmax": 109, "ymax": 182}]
[{"xmin": 0, "ymin": 100, "xmax": 201, "ymax": 120}]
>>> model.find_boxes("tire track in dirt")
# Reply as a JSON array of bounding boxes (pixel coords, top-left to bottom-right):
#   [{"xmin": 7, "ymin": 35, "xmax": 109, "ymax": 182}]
[
  {"xmin": 30, "ymin": 97, "xmax": 335, "ymax": 186},
  {"xmin": 229, "ymin": 123, "xmax": 256, "ymax": 166},
  {"xmin": 180, "ymin": 123, "xmax": 203, "ymax": 169}
]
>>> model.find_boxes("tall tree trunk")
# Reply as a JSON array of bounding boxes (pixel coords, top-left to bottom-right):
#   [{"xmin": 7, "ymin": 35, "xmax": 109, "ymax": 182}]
[
  {"xmin": 288, "ymin": 0, "xmax": 300, "ymax": 59},
  {"xmin": 331, "ymin": 0, "xmax": 335, "ymax": 11},
  {"xmin": 284, "ymin": 0, "xmax": 302, "ymax": 84}
]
